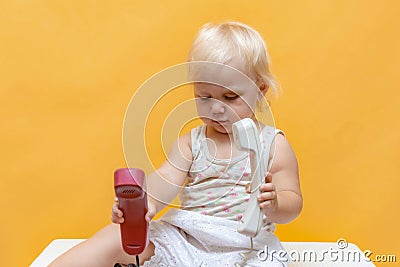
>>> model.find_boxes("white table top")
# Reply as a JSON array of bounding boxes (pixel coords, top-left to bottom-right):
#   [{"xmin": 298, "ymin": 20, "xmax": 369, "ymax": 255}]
[{"xmin": 31, "ymin": 239, "xmax": 375, "ymax": 266}]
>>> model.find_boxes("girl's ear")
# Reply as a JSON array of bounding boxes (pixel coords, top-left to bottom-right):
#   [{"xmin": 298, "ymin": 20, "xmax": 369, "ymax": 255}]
[
  {"xmin": 259, "ymin": 83, "xmax": 269, "ymax": 95},
  {"xmin": 256, "ymin": 76, "xmax": 269, "ymax": 95}
]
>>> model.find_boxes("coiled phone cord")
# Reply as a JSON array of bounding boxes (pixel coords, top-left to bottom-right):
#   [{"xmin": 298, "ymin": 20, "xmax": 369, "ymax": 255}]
[
  {"xmin": 114, "ymin": 255, "xmax": 140, "ymax": 267},
  {"xmin": 234, "ymin": 237, "xmax": 258, "ymax": 267}
]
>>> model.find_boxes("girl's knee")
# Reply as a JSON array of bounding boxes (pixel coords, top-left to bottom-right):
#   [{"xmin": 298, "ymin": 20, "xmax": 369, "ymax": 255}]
[{"xmin": 140, "ymin": 242, "xmax": 155, "ymax": 265}]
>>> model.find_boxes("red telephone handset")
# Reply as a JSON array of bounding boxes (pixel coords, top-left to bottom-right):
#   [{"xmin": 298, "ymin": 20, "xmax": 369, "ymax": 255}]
[{"xmin": 114, "ymin": 168, "xmax": 149, "ymax": 255}]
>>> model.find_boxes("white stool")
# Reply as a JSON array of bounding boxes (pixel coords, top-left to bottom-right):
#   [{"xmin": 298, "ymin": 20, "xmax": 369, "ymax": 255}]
[{"xmin": 30, "ymin": 239, "xmax": 375, "ymax": 266}]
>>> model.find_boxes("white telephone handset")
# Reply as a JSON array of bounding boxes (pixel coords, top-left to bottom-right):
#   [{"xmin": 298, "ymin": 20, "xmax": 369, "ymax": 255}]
[{"xmin": 232, "ymin": 118, "xmax": 265, "ymax": 237}]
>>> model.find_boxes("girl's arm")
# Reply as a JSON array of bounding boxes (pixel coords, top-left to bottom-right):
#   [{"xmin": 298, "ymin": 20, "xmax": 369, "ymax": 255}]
[
  {"xmin": 145, "ymin": 132, "xmax": 193, "ymax": 217},
  {"xmin": 258, "ymin": 133, "xmax": 303, "ymax": 224}
]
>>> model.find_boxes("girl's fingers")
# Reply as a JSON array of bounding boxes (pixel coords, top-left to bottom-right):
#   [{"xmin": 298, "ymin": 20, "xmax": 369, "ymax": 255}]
[
  {"xmin": 265, "ymin": 173, "xmax": 272, "ymax": 183},
  {"xmin": 112, "ymin": 199, "xmax": 124, "ymax": 218},
  {"xmin": 111, "ymin": 215, "xmax": 124, "ymax": 224},
  {"xmin": 260, "ymin": 200, "xmax": 273, "ymax": 209},
  {"xmin": 258, "ymin": 191, "xmax": 276, "ymax": 202},
  {"xmin": 145, "ymin": 201, "xmax": 157, "ymax": 222},
  {"xmin": 260, "ymin": 183, "xmax": 275, "ymax": 192},
  {"xmin": 145, "ymin": 211, "xmax": 154, "ymax": 222},
  {"xmin": 111, "ymin": 197, "xmax": 125, "ymax": 223},
  {"xmin": 111, "ymin": 207, "xmax": 124, "ymax": 223},
  {"xmin": 114, "ymin": 207, "xmax": 123, "ymax": 217},
  {"xmin": 245, "ymin": 183, "xmax": 251, "ymax": 193}
]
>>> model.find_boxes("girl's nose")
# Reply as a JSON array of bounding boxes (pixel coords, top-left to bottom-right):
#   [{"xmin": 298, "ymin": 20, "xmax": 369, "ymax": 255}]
[{"xmin": 211, "ymin": 100, "xmax": 225, "ymax": 114}]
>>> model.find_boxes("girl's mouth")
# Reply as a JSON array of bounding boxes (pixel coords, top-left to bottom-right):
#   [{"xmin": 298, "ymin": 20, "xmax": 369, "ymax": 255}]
[{"xmin": 212, "ymin": 120, "xmax": 228, "ymax": 125}]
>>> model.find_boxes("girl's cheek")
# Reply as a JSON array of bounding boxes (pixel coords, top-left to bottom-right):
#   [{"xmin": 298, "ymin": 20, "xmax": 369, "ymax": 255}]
[{"xmin": 196, "ymin": 104, "xmax": 209, "ymax": 117}]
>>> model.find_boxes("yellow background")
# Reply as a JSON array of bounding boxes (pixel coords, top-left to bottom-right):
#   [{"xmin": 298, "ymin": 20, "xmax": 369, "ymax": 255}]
[{"xmin": 1, "ymin": 1, "xmax": 399, "ymax": 266}]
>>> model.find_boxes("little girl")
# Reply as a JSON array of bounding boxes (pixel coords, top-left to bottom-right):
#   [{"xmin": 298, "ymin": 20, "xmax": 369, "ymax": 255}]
[{"xmin": 50, "ymin": 21, "xmax": 302, "ymax": 267}]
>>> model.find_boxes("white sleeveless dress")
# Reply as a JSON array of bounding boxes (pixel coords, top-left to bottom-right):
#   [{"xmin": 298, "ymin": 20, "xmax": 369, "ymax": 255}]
[{"xmin": 142, "ymin": 124, "xmax": 288, "ymax": 267}]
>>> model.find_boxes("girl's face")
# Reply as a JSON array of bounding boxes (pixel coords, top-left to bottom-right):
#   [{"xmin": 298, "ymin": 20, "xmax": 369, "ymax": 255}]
[
  {"xmin": 193, "ymin": 59, "xmax": 265, "ymax": 134},
  {"xmin": 194, "ymin": 84, "xmax": 253, "ymax": 134}
]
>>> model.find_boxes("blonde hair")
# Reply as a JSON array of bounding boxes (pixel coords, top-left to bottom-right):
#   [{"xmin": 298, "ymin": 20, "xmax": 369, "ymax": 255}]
[{"xmin": 188, "ymin": 21, "xmax": 278, "ymax": 95}]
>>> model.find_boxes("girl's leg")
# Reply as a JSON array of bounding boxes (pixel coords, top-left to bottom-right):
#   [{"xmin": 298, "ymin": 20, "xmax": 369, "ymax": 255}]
[{"xmin": 49, "ymin": 223, "xmax": 155, "ymax": 267}]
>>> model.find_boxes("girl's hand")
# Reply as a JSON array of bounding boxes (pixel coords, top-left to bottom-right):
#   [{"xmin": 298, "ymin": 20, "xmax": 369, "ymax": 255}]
[
  {"xmin": 111, "ymin": 197, "xmax": 124, "ymax": 224},
  {"xmin": 145, "ymin": 199, "xmax": 157, "ymax": 222},
  {"xmin": 258, "ymin": 173, "xmax": 278, "ymax": 214},
  {"xmin": 246, "ymin": 173, "xmax": 278, "ymax": 214},
  {"xmin": 112, "ymin": 197, "xmax": 158, "ymax": 224}
]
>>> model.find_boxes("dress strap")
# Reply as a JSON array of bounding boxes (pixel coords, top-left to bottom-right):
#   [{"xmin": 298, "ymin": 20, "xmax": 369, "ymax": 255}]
[{"xmin": 190, "ymin": 124, "xmax": 206, "ymax": 159}]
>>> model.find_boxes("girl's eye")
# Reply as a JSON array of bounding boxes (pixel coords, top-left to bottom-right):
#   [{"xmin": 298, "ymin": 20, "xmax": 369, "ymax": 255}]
[
  {"xmin": 225, "ymin": 95, "xmax": 239, "ymax": 100},
  {"xmin": 197, "ymin": 96, "xmax": 210, "ymax": 100}
]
